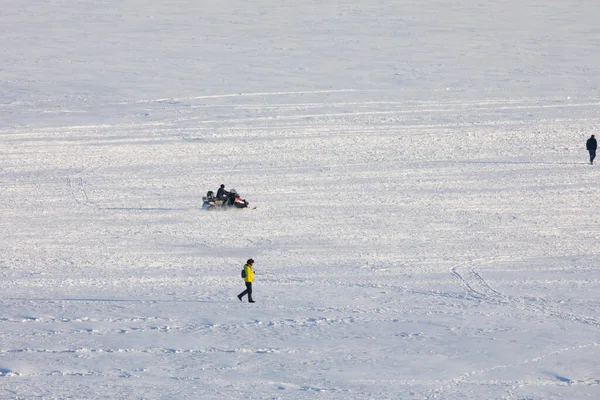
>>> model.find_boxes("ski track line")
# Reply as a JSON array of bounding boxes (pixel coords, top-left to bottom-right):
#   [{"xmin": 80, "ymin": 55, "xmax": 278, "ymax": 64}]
[
  {"xmin": 171, "ymin": 114, "xmax": 591, "ymax": 130},
  {"xmin": 0, "ymin": 346, "xmax": 303, "ymax": 378},
  {"xmin": 425, "ymin": 341, "xmax": 600, "ymax": 399},
  {"xmin": 0, "ymin": 316, "xmax": 428, "ymax": 339},
  {"xmin": 126, "ymin": 89, "xmax": 364, "ymax": 104},
  {"xmin": 8, "ymin": 98, "xmax": 597, "ymax": 137},
  {"xmin": 4, "ymin": 93, "xmax": 597, "ymax": 109},
  {"xmin": 0, "ymin": 345, "xmax": 302, "ymax": 357},
  {"xmin": 353, "ymin": 377, "xmax": 600, "ymax": 388},
  {"xmin": 125, "ymin": 92, "xmax": 600, "ymax": 107},
  {"xmin": 190, "ymin": 96, "xmax": 600, "ymax": 107},
  {"xmin": 10, "ymin": 116, "xmax": 576, "ymax": 153},
  {"xmin": 5, "ymin": 121, "xmax": 172, "ymax": 136},
  {"xmin": 194, "ymin": 100, "xmax": 600, "ymax": 111},
  {"xmin": 7, "ymin": 297, "xmax": 471, "ymax": 320},
  {"xmin": 143, "ymin": 98, "xmax": 600, "ymax": 121},
  {"xmin": 0, "ymin": 315, "xmax": 172, "ymax": 324},
  {"xmin": 169, "ymin": 107, "xmax": 583, "ymax": 124}
]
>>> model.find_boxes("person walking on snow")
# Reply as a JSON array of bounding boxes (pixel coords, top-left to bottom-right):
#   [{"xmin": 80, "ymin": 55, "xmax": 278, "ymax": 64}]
[
  {"xmin": 586, "ymin": 135, "xmax": 597, "ymax": 165},
  {"xmin": 238, "ymin": 259, "xmax": 256, "ymax": 303}
]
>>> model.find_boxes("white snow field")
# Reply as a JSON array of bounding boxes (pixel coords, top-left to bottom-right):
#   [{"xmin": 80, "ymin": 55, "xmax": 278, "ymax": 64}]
[{"xmin": 1, "ymin": 1, "xmax": 600, "ymax": 399}]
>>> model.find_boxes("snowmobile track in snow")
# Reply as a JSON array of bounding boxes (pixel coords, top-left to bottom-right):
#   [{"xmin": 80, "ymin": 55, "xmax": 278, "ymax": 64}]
[
  {"xmin": 66, "ymin": 167, "xmax": 99, "ymax": 208},
  {"xmin": 452, "ymin": 264, "xmax": 600, "ymax": 330}
]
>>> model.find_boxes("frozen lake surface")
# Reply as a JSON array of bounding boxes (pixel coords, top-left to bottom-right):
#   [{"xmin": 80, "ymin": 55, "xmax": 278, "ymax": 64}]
[{"xmin": 1, "ymin": 1, "xmax": 599, "ymax": 399}]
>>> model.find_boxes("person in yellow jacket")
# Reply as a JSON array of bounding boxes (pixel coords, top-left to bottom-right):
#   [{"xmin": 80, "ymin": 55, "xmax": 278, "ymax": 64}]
[{"xmin": 237, "ymin": 259, "xmax": 256, "ymax": 303}]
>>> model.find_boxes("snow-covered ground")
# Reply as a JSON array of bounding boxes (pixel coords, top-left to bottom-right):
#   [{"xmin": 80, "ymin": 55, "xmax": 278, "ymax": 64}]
[{"xmin": 1, "ymin": 1, "xmax": 599, "ymax": 399}]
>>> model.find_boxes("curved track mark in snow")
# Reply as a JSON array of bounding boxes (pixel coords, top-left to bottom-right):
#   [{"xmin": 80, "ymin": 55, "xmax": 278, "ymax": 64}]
[
  {"xmin": 452, "ymin": 265, "xmax": 600, "ymax": 329},
  {"xmin": 66, "ymin": 167, "xmax": 99, "ymax": 208},
  {"xmin": 452, "ymin": 266, "xmax": 506, "ymax": 301}
]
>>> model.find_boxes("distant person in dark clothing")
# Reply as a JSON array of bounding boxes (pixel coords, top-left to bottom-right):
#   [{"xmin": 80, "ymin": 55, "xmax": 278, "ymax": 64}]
[
  {"xmin": 216, "ymin": 184, "xmax": 229, "ymax": 200},
  {"xmin": 237, "ymin": 259, "xmax": 255, "ymax": 303},
  {"xmin": 587, "ymin": 135, "xmax": 597, "ymax": 165}
]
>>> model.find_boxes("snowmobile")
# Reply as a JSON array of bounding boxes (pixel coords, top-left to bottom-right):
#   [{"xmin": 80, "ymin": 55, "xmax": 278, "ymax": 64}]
[
  {"xmin": 201, "ymin": 191, "xmax": 221, "ymax": 210},
  {"xmin": 223, "ymin": 189, "xmax": 250, "ymax": 209},
  {"xmin": 202, "ymin": 189, "xmax": 250, "ymax": 210}
]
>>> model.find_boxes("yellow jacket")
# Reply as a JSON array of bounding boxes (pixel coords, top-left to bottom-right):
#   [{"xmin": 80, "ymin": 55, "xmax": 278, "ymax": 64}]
[{"xmin": 243, "ymin": 263, "xmax": 254, "ymax": 283}]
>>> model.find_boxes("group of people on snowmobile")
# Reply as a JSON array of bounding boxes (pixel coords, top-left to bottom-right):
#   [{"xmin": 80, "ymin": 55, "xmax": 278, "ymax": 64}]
[{"xmin": 202, "ymin": 184, "xmax": 249, "ymax": 210}]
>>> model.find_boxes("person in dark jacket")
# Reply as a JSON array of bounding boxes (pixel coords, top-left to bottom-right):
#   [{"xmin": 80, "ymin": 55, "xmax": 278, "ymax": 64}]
[
  {"xmin": 225, "ymin": 190, "xmax": 237, "ymax": 207},
  {"xmin": 237, "ymin": 259, "xmax": 255, "ymax": 303},
  {"xmin": 587, "ymin": 135, "xmax": 597, "ymax": 165},
  {"xmin": 216, "ymin": 184, "xmax": 229, "ymax": 200}
]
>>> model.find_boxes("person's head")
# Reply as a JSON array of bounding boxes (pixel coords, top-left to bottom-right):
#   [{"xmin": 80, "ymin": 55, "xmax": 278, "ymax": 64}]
[
  {"xmin": 592, "ymin": 135, "xmax": 595, "ymax": 138},
  {"xmin": 247, "ymin": 258, "xmax": 254, "ymax": 265},
  {"xmin": 220, "ymin": 184, "xmax": 225, "ymax": 188}
]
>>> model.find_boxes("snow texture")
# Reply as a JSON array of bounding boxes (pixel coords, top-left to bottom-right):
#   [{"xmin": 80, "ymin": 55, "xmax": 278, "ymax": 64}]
[{"xmin": 1, "ymin": 1, "xmax": 599, "ymax": 399}]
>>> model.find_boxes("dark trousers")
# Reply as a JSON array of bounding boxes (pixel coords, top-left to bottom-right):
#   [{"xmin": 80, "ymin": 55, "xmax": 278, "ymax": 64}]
[
  {"xmin": 589, "ymin": 149, "xmax": 596, "ymax": 164},
  {"xmin": 238, "ymin": 282, "xmax": 253, "ymax": 301}
]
